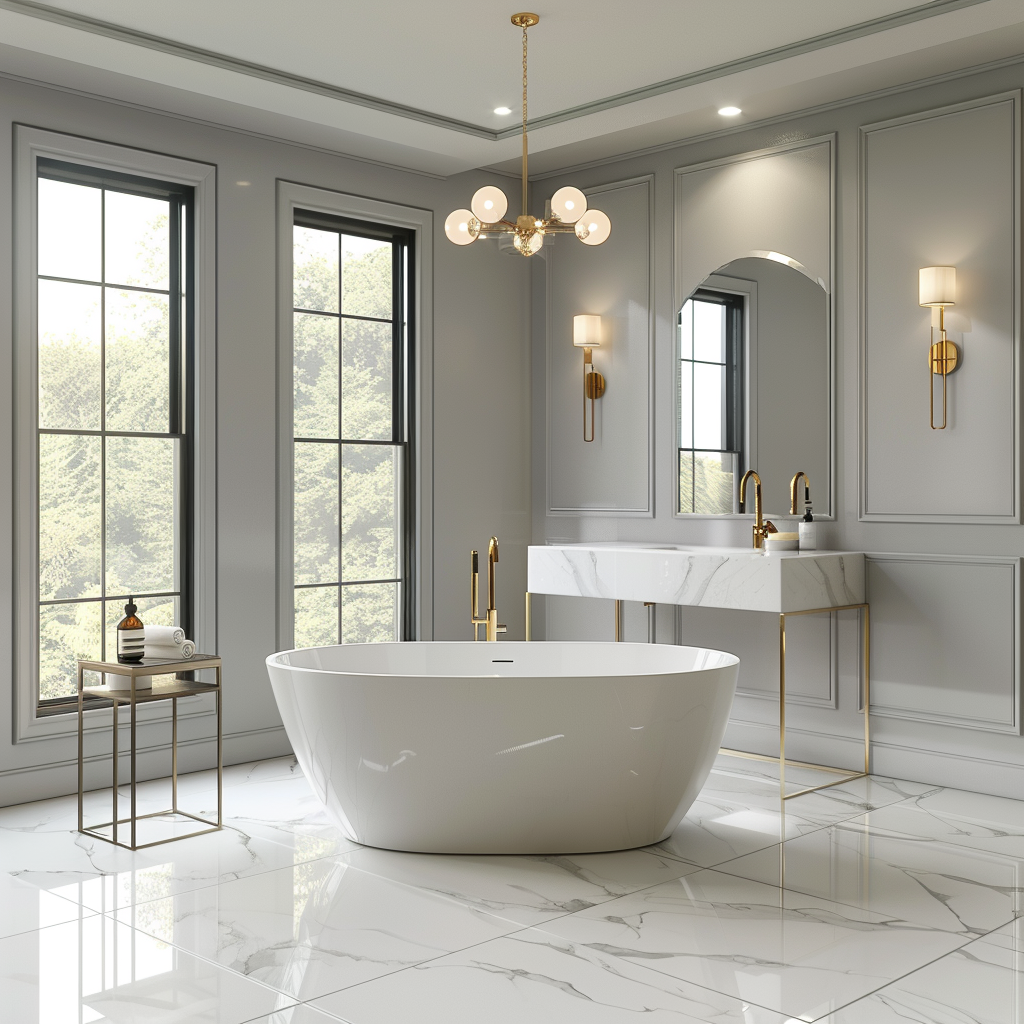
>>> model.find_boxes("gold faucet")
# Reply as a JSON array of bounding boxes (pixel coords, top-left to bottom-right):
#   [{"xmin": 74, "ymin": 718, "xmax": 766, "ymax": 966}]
[
  {"xmin": 471, "ymin": 537, "xmax": 507, "ymax": 641},
  {"xmin": 789, "ymin": 471, "xmax": 811, "ymax": 516},
  {"xmin": 739, "ymin": 470, "xmax": 777, "ymax": 550}
]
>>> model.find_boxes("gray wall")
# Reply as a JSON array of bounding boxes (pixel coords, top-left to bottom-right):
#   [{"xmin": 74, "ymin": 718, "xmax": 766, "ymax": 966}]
[
  {"xmin": 532, "ymin": 66, "xmax": 1024, "ymax": 797},
  {"xmin": 0, "ymin": 76, "xmax": 531, "ymax": 805}
]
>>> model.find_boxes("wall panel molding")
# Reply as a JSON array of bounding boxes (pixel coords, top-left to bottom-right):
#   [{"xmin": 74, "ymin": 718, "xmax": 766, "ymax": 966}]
[
  {"xmin": 860, "ymin": 91, "xmax": 1021, "ymax": 522},
  {"xmin": 865, "ymin": 553, "xmax": 1020, "ymax": 733},
  {"xmin": 545, "ymin": 174, "xmax": 654, "ymax": 516}
]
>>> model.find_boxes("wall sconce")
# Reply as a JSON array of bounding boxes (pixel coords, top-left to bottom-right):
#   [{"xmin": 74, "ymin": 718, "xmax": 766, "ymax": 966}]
[
  {"xmin": 919, "ymin": 266, "xmax": 959, "ymax": 430},
  {"xmin": 573, "ymin": 314, "xmax": 606, "ymax": 442}
]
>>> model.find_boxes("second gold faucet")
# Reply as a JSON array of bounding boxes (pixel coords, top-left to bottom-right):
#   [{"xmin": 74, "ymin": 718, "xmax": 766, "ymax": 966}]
[
  {"xmin": 738, "ymin": 470, "xmax": 778, "ymax": 550},
  {"xmin": 471, "ymin": 536, "xmax": 507, "ymax": 641}
]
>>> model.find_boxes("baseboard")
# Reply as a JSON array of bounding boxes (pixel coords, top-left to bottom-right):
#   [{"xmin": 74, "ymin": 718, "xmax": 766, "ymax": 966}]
[
  {"xmin": 0, "ymin": 725, "xmax": 293, "ymax": 809},
  {"xmin": 722, "ymin": 717, "xmax": 1024, "ymax": 800}
]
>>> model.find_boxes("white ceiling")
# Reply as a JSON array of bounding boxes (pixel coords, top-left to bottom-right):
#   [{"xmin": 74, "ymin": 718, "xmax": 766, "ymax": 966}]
[{"xmin": 0, "ymin": 0, "xmax": 1023, "ymax": 176}]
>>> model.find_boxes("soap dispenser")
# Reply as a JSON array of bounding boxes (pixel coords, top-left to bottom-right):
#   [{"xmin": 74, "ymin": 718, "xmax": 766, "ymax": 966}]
[
  {"xmin": 799, "ymin": 507, "xmax": 817, "ymax": 551},
  {"xmin": 117, "ymin": 597, "xmax": 145, "ymax": 663},
  {"xmin": 789, "ymin": 471, "xmax": 816, "ymax": 551}
]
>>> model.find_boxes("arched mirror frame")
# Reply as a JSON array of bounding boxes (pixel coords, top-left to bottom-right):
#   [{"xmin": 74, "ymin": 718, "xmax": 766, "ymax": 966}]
[{"xmin": 674, "ymin": 135, "xmax": 835, "ymax": 519}]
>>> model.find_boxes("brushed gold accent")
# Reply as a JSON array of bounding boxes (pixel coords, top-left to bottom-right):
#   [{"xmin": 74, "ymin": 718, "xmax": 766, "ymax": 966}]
[
  {"xmin": 614, "ymin": 600, "xmax": 623, "ymax": 642},
  {"xmin": 739, "ymin": 469, "xmax": 776, "ymax": 549},
  {"xmin": 582, "ymin": 347, "xmax": 606, "ymax": 442},
  {"xmin": 719, "ymin": 601, "xmax": 871, "ymax": 801},
  {"xmin": 471, "ymin": 537, "xmax": 507, "ymax": 641},
  {"xmin": 928, "ymin": 306, "xmax": 960, "ymax": 429},
  {"xmin": 510, "ymin": 12, "xmax": 539, "ymax": 27},
  {"xmin": 789, "ymin": 471, "xmax": 811, "ymax": 516},
  {"xmin": 77, "ymin": 654, "xmax": 223, "ymax": 851}
]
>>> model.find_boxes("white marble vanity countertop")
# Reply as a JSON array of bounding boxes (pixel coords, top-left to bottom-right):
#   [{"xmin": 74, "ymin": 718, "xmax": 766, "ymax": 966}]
[{"xmin": 527, "ymin": 542, "xmax": 864, "ymax": 613}]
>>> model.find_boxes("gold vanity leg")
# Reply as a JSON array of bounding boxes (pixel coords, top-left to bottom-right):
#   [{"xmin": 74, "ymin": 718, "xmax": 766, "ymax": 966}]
[
  {"xmin": 779, "ymin": 613, "xmax": 787, "ymax": 801},
  {"xmin": 614, "ymin": 600, "xmax": 623, "ymax": 642},
  {"xmin": 216, "ymin": 664, "xmax": 223, "ymax": 828},
  {"xmin": 525, "ymin": 592, "xmax": 532, "ymax": 641},
  {"xmin": 863, "ymin": 604, "xmax": 871, "ymax": 775}
]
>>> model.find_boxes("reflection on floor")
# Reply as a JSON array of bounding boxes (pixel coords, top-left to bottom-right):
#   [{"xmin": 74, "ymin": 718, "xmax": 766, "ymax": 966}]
[{"xmin": 1, "ymin": 752, "xmax": 1022, "ymax": 1022}]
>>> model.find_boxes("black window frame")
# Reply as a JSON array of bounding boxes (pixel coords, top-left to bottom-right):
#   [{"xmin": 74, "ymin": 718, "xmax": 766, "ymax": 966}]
[
  {"xmin": 678, "ymin": 287, "xmax": 745, "ymax": 514},
  {"xmin": 292, "ymin": 209, "xmax": 417, "ymax": 642},
  {"xmin": 35, "ymin": 158, "xmax": 195, "ymax": 712}
]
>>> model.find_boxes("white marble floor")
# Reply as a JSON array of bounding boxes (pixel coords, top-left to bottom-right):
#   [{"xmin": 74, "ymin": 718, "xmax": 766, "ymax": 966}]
[{"xmin": 3, "ymin": 754, "xmax": 1023, "ymax": 1023}]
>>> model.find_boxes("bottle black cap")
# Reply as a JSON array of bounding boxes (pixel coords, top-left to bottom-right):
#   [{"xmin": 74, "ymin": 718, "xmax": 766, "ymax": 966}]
[{"xmin": 125, "ymin": 597, "xmax": 137, "ymax": 616}]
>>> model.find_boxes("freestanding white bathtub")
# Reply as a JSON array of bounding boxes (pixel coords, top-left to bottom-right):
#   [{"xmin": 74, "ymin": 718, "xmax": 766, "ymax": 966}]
[{"xmin": 266, "ymin": 641, "xmax": 738, "ymax": 855}]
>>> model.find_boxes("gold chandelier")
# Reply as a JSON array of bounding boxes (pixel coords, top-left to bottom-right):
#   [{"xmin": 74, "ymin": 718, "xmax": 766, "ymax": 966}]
[{"xmin": 444, "ymin": 12, "xmax": 611, "ymax": 256}]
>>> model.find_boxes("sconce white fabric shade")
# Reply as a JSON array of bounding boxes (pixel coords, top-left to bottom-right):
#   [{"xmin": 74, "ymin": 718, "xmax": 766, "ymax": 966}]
[
  {"xmin": 919, "ymin": 266, "xmax": 956, "ymax": 307},
  {"xmin": 573, "ymin": 314, "xmax": 603, "ymax": 348}
]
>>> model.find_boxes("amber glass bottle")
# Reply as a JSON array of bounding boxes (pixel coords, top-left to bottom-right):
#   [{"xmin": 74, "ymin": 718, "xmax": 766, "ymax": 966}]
[{"xmin": 116, "ymin": 597, "xmax": 145, "ymax": 663}]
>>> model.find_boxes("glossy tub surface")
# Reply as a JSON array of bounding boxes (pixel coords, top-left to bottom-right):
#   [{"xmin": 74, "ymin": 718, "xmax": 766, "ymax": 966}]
[{"xmin": 266, "ymin": 641, "xmax": 738, "ymax": 855}]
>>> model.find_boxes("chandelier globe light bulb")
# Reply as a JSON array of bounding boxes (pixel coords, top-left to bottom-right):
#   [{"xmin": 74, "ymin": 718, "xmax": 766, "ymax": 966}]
[
  {"xmin": 575, "ymin": 209, "xmax": 611, "ymax": 246},
  {"xmin": 471, "ymin": 186, "xmax": 508, "ymax": 224},
  {"xmin": 550, "ymin": 186, "xmax": 587, "ymax": 224},
  {"xmin": 444, "ymin": 209, "xmax": 479, "ymax": 245}
]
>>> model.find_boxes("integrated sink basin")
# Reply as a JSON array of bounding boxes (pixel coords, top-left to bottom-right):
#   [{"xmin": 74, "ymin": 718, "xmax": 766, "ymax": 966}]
[{"xmin": 527, "ymin": 542, "xmax": 864, "ymax": 614}]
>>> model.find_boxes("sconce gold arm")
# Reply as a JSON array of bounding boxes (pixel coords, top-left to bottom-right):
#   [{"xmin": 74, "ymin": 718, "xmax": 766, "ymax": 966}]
[
  {"xmin": 929, "ymin": 306, "xmax": 960, "ymax": 430},
  {"xmin": 582, "ymin": 347, "xmax": 606, "ymax": 442},
  {"xmin": 789, "ymin": 472, "xmax": 811, "ymax": 515}
]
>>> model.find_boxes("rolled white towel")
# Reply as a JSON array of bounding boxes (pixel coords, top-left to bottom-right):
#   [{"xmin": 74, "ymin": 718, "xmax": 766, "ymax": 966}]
[
  {"xmin": 145, "ymin": 624, "xmax": 185, "ymax": 646},
  {"xmin": 144, "ymin": 639, "xmax": 196, "ymax": 660}
]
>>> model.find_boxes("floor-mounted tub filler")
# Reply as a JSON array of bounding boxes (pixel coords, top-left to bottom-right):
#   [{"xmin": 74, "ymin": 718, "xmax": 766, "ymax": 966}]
[{"xmin": 266, "ymin": 641, "xmax": 738, "ymax": 854}]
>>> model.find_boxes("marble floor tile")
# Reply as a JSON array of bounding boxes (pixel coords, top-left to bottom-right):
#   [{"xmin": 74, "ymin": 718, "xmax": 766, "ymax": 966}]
[
  {"xmin": 0, "ymin": 870, "xmax": 95, "ymax": 939},
  {"xmin": 0, "ymin": 914, "xmax": 293, "ymax": 1023},
  {"xmin": 0, "ymin": 809, "xmax": 330, "ymax": 913},
  {"xmin": 117, "ymin": 856, "xmax": 529, "ymax": 1001},
  {"xmin": 336, "ymin": 845, "xmax": 699, "ymax": 927},
  {"xmin": 532, "ymin": 868, "xmax": 971, "ymax": 1022},
  {"xmin": 821, "ymin": 918, "xmax": 1024, "ymax": 1022},
  {"xmin": 313, "ymin": 926, "xmax": 792, "ymax": 1024},
  {"xmin": 846, "ymin": 787, "xmax": 1024, "ymax": 860},
  {"xmin": 717, "ymin": 821, "xmax": 1024, "ymax": 937},
  {"xmin": 249, "ymin": 1007, "xmax": 348, "ymax": 1024}
]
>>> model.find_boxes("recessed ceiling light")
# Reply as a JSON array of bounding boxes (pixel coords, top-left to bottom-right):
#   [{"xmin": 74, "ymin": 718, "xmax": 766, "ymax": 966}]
[
  {"xmin": 494, "ymin": 106, "xmax": 512, "ymax": 115},
  {"xmin": 718, "ymin": 106, "xmax": 742, "ymax": 117},
  {"xmin": 235, "ymin": 180, "xmax": 251, "ymax": 186}
]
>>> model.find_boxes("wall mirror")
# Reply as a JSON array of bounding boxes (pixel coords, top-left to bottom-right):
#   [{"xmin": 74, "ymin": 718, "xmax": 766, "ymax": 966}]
[{"xmin": 677, "ymin": 254, "xmax": 831, "ymax": 518}]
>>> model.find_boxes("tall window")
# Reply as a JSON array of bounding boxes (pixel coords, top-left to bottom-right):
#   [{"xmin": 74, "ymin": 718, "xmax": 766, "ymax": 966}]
[
  {"xmin": 291, "ymin": 213, "xmax": 413, "ymax": 647},
  {"xmin": 35, "ymin": 160, "xmax": 193, "ymax": 705},
  {"xmin": 678, "ymin": 289, "xmax": 744, "ymax": 514}
]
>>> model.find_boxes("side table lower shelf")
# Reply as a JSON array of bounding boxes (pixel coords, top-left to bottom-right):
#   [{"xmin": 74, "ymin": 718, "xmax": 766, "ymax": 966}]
[{"xmin": 77, "ymin": 656, "xmax": 223, "ymax": 851}]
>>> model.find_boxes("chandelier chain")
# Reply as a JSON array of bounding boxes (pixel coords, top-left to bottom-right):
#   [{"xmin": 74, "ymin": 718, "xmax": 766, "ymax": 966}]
[{"xmin": 521, "ymin": 22, "xmax": 529, "ymax": 217}]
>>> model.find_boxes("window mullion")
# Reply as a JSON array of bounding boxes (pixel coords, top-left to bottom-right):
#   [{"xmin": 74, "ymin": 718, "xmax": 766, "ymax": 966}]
[{"xmin": 99, "ymin": 186, "xmax": 107, "ymax": 661}]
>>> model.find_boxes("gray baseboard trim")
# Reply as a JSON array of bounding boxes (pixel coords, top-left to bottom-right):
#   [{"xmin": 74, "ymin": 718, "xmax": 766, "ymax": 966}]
[
  {"xmin": 723, "ymin": 717, "xmax": 1024, "ymax": 800},
  {"xmin": 0, "ymin": 725, "xmax": 292, "ymax": 808}
]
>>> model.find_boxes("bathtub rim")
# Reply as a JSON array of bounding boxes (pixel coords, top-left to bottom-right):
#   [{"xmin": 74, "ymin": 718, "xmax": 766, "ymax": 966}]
[{"xmin": 266, "ymin": 639, "xmax": 740, "ymax": 682}]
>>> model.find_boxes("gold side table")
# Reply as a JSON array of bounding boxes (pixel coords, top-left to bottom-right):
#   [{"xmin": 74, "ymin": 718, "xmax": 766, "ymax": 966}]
[{"xmin": 77, "ymin": 654, "xmax": 222, "ymax": 851}]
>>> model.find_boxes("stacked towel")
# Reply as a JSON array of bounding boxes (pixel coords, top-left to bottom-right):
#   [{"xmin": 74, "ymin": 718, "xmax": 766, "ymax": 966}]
[
  {"xmin": 144, "ymin": 624, "xmax": 185, "ymax": 646},
  {"xmin": 143, "ymin": 628, "xmax": 196, "ymax": 661}
]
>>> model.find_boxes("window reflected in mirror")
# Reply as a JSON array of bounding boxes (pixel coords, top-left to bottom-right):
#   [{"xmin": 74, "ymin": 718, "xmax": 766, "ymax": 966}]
[{"xmin": 678, "ymin": 290, "xmax": 743, "ymax": 514}]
